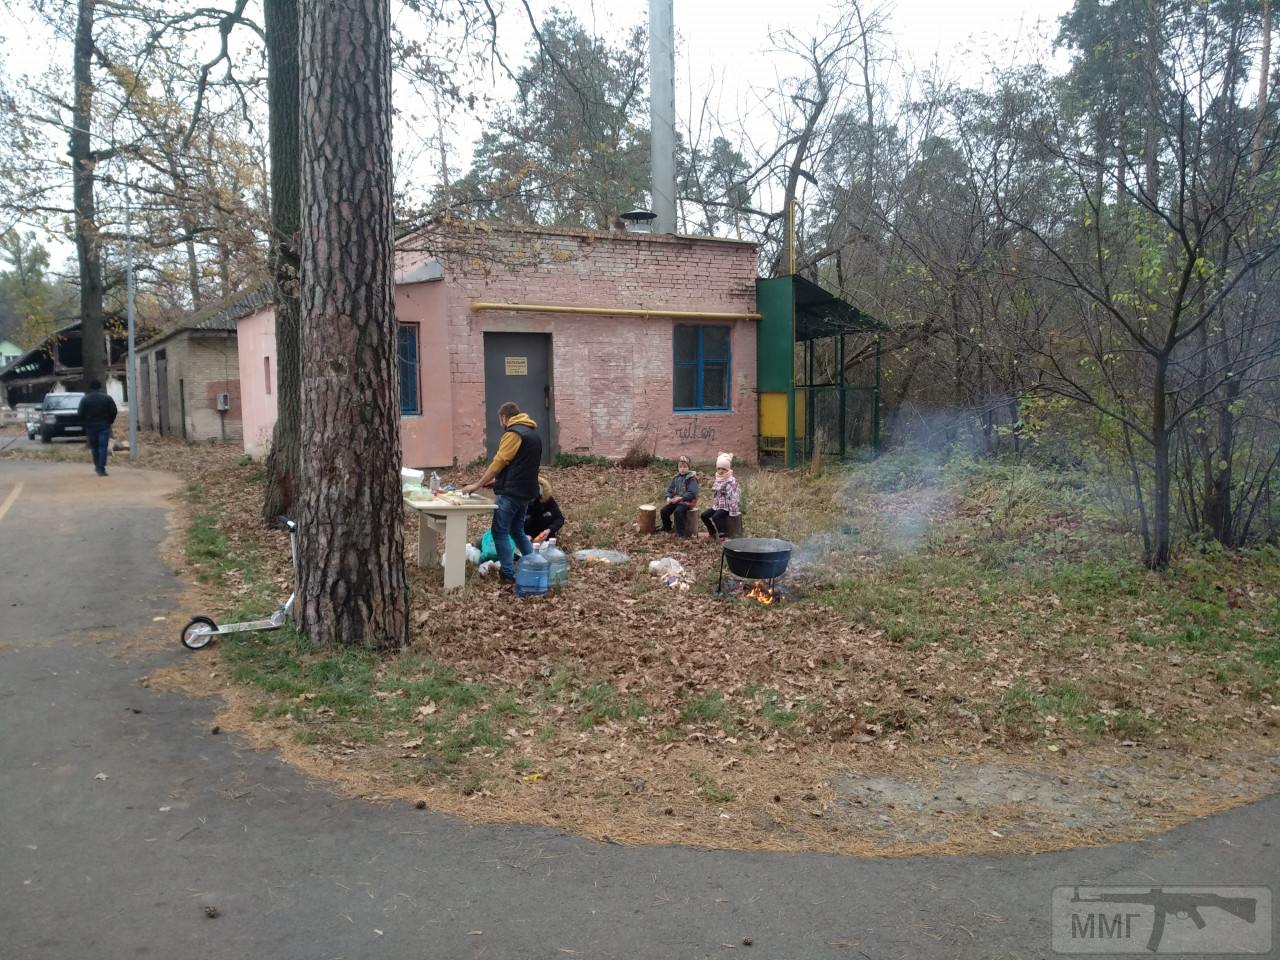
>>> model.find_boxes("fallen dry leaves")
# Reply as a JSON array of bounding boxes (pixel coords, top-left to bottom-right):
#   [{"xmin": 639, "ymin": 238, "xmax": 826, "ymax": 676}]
[{"xmin": 17, "ymin": 433, "xmax": 1278, "ymax": 856}]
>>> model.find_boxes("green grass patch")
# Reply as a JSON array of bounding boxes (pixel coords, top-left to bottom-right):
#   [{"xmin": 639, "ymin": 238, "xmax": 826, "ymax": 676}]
[
  {"xmin": 692, "ymin": 770, "xmax": 736, "ymax": 803},
  {"xmin": 216, "ymin": 628, "xmax": 528, "ymax": 777},
  {"xmin": 184, "ymin": 513, "xmax": 272, "ymax": 614},
  {"xmin": 680, "ymin": 690, "xmax": 727, "ymax": 725},
  {"xmin": 755, "ymin": 689, "xmax": 797, "ymax": 728},
  {"xmin": 186, "ymin": 513, "xmax": 229, "ymax": 568},
  {"xmin": 999, "ymin": 681, "xmax": 1113, "ymax": 738}
]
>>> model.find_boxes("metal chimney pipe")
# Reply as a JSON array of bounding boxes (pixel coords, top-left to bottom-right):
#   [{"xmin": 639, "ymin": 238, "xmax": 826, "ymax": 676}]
[{"xmin": 649, "ymin": 0, "xmax": 676, "ymax": 234}]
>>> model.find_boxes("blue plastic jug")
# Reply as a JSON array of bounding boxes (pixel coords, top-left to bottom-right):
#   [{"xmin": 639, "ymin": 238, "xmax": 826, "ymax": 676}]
[
  {"xmin": 543, "ymin": 539, "xmax": 569, "ymax": 589},
  {"xmin": 514, "ymin": 547, "xmax": 550, "ymax": 597}
]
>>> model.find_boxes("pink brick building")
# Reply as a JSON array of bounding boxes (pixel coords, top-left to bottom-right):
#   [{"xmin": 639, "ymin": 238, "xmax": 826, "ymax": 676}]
[{"xmin": 238, "ymin": 224, "xmax": 760, "ymax": 469}]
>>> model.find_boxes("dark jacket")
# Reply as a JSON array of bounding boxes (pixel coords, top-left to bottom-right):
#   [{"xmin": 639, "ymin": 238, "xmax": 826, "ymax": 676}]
[
  {"xmin": 491, "ymin": 413, "xmax": 542, "ymax": 499},
  {"xmin": 666, "ymin": 472, "xmax": 699, "ymax": 503},
  {"xmin": 78, "ymin": 389, "xmax": 118, "ymax": 432},
  {"xmin": 525, "ymin": 496, "xmax": 564, "ymax": 539}
]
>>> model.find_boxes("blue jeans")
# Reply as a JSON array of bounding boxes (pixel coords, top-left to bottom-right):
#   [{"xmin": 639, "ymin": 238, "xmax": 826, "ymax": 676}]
[
  {"xmin": 86, "ymin": 427, "xmax": 110, "ymax": 474},
  {"xmin": 492, "ymin": 494, "xmax": 534, "ymax": 580}
]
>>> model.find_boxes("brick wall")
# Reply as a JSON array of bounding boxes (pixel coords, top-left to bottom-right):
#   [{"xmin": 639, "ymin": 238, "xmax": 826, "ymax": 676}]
[
  {"xmin": 236, "ymin": 306, "xmax": 277, "ymax": 456},
  {"xmin": 417, "ymin": 226, "xmax": 759, "ymax": 466},
  {"xmin": 136, "ymin": 331, "xmax": 242, "ymax": 443}
]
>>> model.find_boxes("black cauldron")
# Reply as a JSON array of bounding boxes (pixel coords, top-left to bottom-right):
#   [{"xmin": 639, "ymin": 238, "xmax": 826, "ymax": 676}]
[{"xmin": 721, "ymin": 537, "xmax": 793, "ymax": 581}]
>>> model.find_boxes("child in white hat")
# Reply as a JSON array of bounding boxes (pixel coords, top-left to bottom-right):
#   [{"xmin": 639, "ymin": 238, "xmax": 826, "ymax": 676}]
[{"xmin": 701, "ymin": 452, "xmax": 740, "ymax": 539}]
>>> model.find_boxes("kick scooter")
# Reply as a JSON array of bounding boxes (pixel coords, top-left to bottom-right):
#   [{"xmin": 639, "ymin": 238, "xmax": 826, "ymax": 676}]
[{"xmin": 180, "ymin": 517, "xmax": 297, "ymax": 650}]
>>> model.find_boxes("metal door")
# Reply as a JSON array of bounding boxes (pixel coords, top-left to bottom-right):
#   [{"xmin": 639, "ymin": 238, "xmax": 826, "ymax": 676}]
[
  {"xmin": 139, "ymin": 355, "xmax": 152, "ymax": 431},
  {"xmin": 156, "ymin": 349, "xmax": 170, "ymax": 435},
  {"xmin": 482, "ymin": 332, "xmax": 552, "ymax": 463}
]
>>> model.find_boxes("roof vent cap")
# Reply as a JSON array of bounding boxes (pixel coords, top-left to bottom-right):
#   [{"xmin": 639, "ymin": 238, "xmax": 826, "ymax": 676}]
[{"xmin": 620, "ymin": 209, "xmax": 657, "ymax": 233}]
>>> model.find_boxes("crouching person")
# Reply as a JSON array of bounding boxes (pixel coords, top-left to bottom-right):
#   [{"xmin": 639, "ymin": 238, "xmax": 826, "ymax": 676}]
[
  {"xmin": 525, "ymin": 474, "xmax": 565, "ymax": 544},
  {"xmin": 660, "ymin": 455, "xmax": 699, "ymax": 535}
]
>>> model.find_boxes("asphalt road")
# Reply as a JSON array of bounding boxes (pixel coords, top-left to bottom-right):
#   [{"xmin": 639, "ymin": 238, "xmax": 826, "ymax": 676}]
[
  {"xmin": 0, "ymin": 429, "xmax": 81, "ymax": 453},
  {"xmin": 1, "ymin": 457, "xmax": 1276, "ymax": 960}
]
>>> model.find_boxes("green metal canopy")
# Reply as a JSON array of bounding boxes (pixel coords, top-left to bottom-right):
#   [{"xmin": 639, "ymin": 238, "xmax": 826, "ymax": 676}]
[
  {"xmin": 755, "ymin": 275, "xmax": 883, "ymax": 466},
  {"xmin": 791, "ymin": 275, "xmax": 884, "ymax": 341}
]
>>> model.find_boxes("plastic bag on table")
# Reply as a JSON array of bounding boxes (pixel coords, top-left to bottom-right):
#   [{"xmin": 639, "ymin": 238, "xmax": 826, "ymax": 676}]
[{"xmin": 572, "ymin": 548, "xmax": 629, "ymax": 565}]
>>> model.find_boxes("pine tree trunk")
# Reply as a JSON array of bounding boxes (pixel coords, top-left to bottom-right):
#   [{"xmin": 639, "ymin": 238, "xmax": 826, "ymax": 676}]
[
  {"xmin": 296, "ymin": 0, "xmax": 407, "ymax": 650},
  {"xmin": 261, "ymin": 0, "xmax": 302, "ymax": 523},
  {"xmin": 72, "ymin": 0, "xmax": 106, "ymax": 385}
]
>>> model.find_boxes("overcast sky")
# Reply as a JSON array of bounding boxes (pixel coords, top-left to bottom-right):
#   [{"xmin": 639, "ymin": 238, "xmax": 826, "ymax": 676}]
[
  {"xmin": 388, "ymin": 0, "xmax": 1076, "ymax": 197},
  {"xmin": 3, "ymin": 0, "xmax": 1076, "ymax": 259}
]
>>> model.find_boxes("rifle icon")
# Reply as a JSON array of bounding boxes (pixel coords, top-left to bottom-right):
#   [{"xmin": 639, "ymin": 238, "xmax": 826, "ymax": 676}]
[{"xmin": 1071, "ymin": 886, "xmax": 1257, "ymax": 953}]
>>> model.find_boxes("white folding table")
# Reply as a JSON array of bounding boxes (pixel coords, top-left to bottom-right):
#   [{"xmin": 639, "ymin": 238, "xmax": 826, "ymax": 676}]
[{"xmin": 403, "ymin": 493, "xmax": 497, "ymax": 590}]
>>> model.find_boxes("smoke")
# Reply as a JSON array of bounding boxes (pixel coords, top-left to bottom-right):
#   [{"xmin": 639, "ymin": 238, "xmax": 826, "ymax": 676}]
[{"xmin": 788, "ymin": 407, "xmax": 995, "ymax": 577}]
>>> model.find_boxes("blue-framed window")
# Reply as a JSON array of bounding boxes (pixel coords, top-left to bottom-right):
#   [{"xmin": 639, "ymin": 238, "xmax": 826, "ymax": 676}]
[
  {"xmin": 673, "ymin": 324, "xmax": 731, "ymax": 411},
  {"xmin": 397, "ymin": 324, "xmax": 420, "ymax": 415}
]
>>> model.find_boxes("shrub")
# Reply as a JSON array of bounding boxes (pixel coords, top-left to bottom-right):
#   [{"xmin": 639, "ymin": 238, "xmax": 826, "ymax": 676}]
[
  {"xmin": 554, "ymin": 452, "xmax": 609, "ymax": 468},
  {"xmin": 619, "ymin": 439, "xmax": 654, "ymax": 469}
]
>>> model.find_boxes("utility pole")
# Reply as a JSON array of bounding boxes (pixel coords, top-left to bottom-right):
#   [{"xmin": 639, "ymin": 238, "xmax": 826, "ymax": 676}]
[
  {"xmin": 649, "ymin": 0, "xmax": 676, "ymax": 233},
  {"xmin": 125, "ymin": 184, "xmax": 138, "ymax": 461},
  {"xmin": 433, "ymin": 86, "xmax": 451, "ymax": 191}
]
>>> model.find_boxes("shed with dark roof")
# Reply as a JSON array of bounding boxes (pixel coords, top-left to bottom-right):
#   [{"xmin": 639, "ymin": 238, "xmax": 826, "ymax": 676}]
[{"xmin": 135, "ymin": 285, "xmax": 270, "ymax": 442}]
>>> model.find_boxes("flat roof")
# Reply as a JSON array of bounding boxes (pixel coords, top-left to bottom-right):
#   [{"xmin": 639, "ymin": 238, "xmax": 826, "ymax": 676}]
[
  {"xmin": 397, "ymin": 219, "xmax": 758, "ymax": 250},
  {"xmin": 791, "ymin": 275, "xmax": 885, "ymax": 340}
]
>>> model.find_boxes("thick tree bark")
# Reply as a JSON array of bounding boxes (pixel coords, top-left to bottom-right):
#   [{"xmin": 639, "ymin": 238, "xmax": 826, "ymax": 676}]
[
  {"xmin": 261, "ymin": 0, "xmax": 302, "ymax": 524},
  {"xmin": 72, "ymin": 0, "xmax": 106, "ymax": 385},
  {"xmin": 296, "ymin": 0, "xmax": 407, "ymax": 650}
]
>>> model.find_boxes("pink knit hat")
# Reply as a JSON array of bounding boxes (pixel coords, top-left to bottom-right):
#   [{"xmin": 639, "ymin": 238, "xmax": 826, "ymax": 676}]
[{"xmin": 715, "ymin": 452, "xmax": 733, "ymax": 471}]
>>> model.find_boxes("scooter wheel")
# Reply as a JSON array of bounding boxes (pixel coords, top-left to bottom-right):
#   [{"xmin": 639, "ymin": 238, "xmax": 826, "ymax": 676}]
[{"xmin": 181, "ymin": 616, "xmax": 218, "ymax": 650}]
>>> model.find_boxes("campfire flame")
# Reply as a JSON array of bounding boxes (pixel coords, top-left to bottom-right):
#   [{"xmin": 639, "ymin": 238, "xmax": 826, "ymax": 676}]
[{"xmin": 744, "ymin": 581, "xmax": 779, "ymax": 605}]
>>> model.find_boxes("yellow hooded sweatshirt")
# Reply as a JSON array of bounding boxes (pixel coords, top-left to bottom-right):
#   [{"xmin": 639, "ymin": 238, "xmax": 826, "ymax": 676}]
[{"xmin": 488, "ymin": 412, "xmax": 538, "ymax": 473}]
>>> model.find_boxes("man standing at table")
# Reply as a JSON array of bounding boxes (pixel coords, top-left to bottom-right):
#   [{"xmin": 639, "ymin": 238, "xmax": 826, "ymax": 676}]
[{"xmin": 462, "ymin": 401, "xmax": 542, "ymax": 584}]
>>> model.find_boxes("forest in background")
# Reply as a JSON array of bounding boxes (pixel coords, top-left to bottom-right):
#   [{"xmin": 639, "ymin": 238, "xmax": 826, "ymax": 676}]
[{"xmin": 1, "ymin": 0, "xmax": 1278, "ymax": 573}]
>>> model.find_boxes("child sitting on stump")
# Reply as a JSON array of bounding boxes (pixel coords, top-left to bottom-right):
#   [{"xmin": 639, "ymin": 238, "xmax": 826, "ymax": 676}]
[
  {"xmin": 701, "ymin": 452, "xmax": 740, "ymax": 540},
  {"xmin": 660, "ymin": 455, "xmax": 699, "ymax": 535}
]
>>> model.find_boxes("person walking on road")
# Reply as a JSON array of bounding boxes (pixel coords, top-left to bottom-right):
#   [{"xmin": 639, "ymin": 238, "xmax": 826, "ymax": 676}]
[
  {"xmin": 462, "ymin": 401, "xmax": 542, "ymax": 584},
  {"xmin": 77, "ymin": 380, "xmax": 118, "ymax": 477}
]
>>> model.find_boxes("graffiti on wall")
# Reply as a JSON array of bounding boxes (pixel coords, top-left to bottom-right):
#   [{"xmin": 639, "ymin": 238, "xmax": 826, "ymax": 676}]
[{"xmin": 674, "ymin": 418, "xmax": 717, "ymax": 444}]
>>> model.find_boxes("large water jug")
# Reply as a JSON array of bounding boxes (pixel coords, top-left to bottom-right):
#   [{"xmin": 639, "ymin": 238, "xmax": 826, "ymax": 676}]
[
  {"xmin": 543, "ymin": 539, "xmax": 569, "ymax": 589},
  {"xmin": 514, "ymin": 546, "xmax": 550, "ymax": 597}
]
